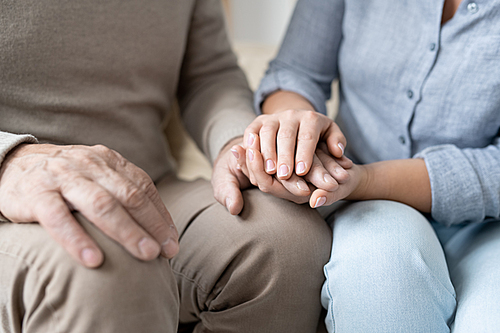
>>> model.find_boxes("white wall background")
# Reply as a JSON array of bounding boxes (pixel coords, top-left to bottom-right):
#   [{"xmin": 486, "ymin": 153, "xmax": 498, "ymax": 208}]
[{"xmin": 231, "ymin": 0, "xmax": 297, "ymax": 46}]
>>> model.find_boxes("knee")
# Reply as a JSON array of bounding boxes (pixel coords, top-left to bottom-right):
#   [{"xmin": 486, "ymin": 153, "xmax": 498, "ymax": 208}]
[
  {"xmin": 240, "ymin": 189, "xmax": 332, "ymax": 275},
  {"xmin": 327, "ymin": 200, "xmax": 447, "ymax": 281},
  {"xmin": 20, "ymin": 218, "xmax": 178, "ymax": 319}
]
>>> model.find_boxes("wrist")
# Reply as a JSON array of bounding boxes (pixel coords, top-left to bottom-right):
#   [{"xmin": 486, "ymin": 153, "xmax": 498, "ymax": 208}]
[
  {"xmin": 345, "ymin": 164, "xmax": 372, "ymax": 201},
  {"xmin": 261, "ymin": 90, "xmax": 315, "ymax": 115}
]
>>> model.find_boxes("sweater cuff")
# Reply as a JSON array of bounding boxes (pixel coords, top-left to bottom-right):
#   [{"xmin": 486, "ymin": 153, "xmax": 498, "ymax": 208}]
[
  {"xmin": 0, "ymin": 131, "xmax": 38, "ymax": 169},
  {"xmin": 205, "ymin": 108, "xmax": 255, "ymax": 164}
]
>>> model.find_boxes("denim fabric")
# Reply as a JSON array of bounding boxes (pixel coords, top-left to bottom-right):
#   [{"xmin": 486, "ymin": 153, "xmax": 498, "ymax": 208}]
[
  {"xmin": 255, "ymin": 0, "xmax": 500, "ymax": 226},
  {"xmin": 319, "ymin": 200, "xmax": 500, "ymax": 332}
]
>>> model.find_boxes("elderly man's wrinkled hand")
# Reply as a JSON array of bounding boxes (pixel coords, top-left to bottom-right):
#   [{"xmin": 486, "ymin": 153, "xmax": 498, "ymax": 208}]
[{"xmin": 0, "ymin": 144, "xmax": 179, "ymax": 268}]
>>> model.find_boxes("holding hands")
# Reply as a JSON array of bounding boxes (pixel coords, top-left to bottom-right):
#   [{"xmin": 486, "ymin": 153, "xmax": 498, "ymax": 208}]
[{"xmin": 225, "ymin": 90, "xmax": 368, "ymax": 210}]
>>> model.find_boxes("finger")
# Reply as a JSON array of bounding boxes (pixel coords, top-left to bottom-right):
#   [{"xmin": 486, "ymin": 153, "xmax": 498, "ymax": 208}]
[
  {"xmin": 258, "ymin": 119, "xmax": 279, "ymax": 174},
  {"xmin": 317, "ymin": 141, "xmax": 353, "ymax": 169},
  {"xmin": 211, "ymin": 156, "xmax": 247, "ymax": 215},
  {"xmin": 295, "ymin": 111, "xmax": 322, "ymax": 176},
  {"xmin": 230, "ymin": 145, "xmax": 250, "ymax": 178},
  {"xmin": 324, "ymin": 122, "xmax": 347, "ymax": 158},
  {"xmin": 60, "ymin": 176, "xmax": 163, "ymax": 261},
  {"xmin": 243, "ymin": 117, "xmax": 264, "ymax": 148},
  {"xmin": 309, "ymin": 188, "xmax": 340, "ymax": 208},
  {"xmin": 108, "ymin": 151, "xmax": 179, "ymax": 257},
  {"xmin": 316, "ymin": 149, "xmax": 351, "ymax": 184},
  {"xmin": 276, "ymin": 117, "xmax": 299, "ymax": 180},
  {"xmin": 303, "ymin": 154, "xmax": 339, "ymax": 191},
  {"xmin": 34, "ymin": 192, "xmax": 104, "ymax": 268},
  {"xmin": 278, "ymin": 173, "xmax": 312, "ymax": 198},
  {"xmin": 247, "ymin": 145, "xmax": 309, "ymax": 204},
  {"xmin": 110, "ymin": 150, "xmax": 175, "ymax": 224},
  {"xmin": 98, "ymin": 169, "xmax": 179, "ymax": 258}
]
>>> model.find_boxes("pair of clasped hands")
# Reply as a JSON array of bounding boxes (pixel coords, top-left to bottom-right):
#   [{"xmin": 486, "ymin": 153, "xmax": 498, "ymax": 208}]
[
  {"xmin": 212, "ymin": 91, "xmax": 368, "ymax": 217},
  {"xmin": 219, "ymin": 109, "xmax": 364, "ymax": 215}
]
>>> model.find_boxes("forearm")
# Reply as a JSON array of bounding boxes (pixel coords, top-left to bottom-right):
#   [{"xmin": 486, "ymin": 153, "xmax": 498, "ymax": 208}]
[
  {"xmin": 261, "ymin": 90, "xmax": 315, "ymax": 115},
  {"xmin": 349, "ymin": 159, "xmax": 431, "ymax": 213}
]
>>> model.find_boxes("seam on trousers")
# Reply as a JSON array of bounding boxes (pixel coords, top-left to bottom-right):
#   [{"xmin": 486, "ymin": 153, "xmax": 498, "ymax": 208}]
[
  {"xmin": 323, "ymin": 265, "xmax": 335, "ymax": 333},
  {"xmin": 0, "ymin": 249, "xmax": 61, "ymax": 333},
  {"xmin": 171, "ymin": 268, "xmax": 211, "ymax": 296},
  {"xmin": 178, "ymin": 202, "xmax": 218, "ymax": 242}
]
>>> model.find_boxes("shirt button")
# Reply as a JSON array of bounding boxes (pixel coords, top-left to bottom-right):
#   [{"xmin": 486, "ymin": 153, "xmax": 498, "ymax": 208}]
[
  {"xmin": 398, "ymin": 136, "xmax": 406, "ymax": 144},
  {"xmin": 467, "ymin": 2, "xmax": 478, "ymax": 13},
  {"xmin": 407, "ymin": 90, "xmax": 414, "ymax": 99},
  {"xmin": 430, "ymin": 43, "xmax": 436, "ymax": 51}
]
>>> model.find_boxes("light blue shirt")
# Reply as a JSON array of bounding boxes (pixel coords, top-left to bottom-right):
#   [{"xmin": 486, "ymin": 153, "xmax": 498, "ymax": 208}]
[{"xmin": 255, "ymin": 0, "xmax": 500, "ymax": 226}]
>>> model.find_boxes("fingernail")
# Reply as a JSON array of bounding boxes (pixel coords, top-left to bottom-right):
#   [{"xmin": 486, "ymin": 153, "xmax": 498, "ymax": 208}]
[
  {"xmin": 225, "ymin": 198, "xmax": 232, "ymax": 210},
  {"xmin": 247, "ymin": 133, "xmax": 255, "ymax": 146},
  {"xmin": 296, "ymin": 161, "xmax": 306, "ymax": 174},
  {"xmin": 230, "ymin": 148, "xmax": 239, "ymax": 159},
  {"xmin": 81, "ymin": 248, "xmax": 101, "ymax": 267},
  {"xmin": 139, "ymin": 237, "xmax": 161, "ymax": 258},
  {"xmin": 278, "ymin": 164, "xmax": 289, "ymax": 177},
  {"xmin": 296, "ymin": 180, "xmax": 309, "ymax": 191},
  {"xmin": 324, "ymin": 174, "xmax": 336, "ymax": 184},
  {"xmin": 314, "ymin": 197, "xmax": 327, "ymax": 208},
  {"xmin": 266, "ymin": 159, "xmax": 276, "ymax": 172},
  {"xmin": 338, "ymin": 143, "xmax": 345, "ymax": 155},
  {"xmin": 248, "ymin": 149, "xmax": 254, "ymax": 162},
  {"xmin": 162, "ymin": 238, "xmax": 179, "ymax": 258}
]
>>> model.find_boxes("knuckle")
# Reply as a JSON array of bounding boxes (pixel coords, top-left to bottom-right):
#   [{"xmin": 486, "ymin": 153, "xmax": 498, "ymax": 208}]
[
  {"xmin": 140, "ymin": 179, "xmax": 158, "ymax": 199},
  {"xmin": 122, "ymin": 186, "xmax": 148, "ymax": 209},
  {"xmin": 258, "ymin": 184, "xmax": 270, "ymax": 193},
  {"xmin": 277, "ymin": 128, "xmax": 295, "ymax": 140},
  {"xmin": 303, "ymin": 110, "xmax": 318, "ymax": 121},
  {"xmin": 92, "ymin": 192, "xmax": 118, "ymax": 217},
  {"xmin": 297, "ymin": 131, "xmax": 315, "ymax": 142},
  {"xmin": 260, "ymin": 124, "xmax": 276, "ymax": 135}
]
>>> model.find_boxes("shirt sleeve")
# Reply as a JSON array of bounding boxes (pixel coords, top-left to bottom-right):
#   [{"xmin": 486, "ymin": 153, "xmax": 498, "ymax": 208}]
[
  {"xmin": 176, "ymin": 0, "xmax": 256, "ymax": 164},
  {"xmin": 254, "ymin": 0, "xmax": 345, "ymax": 115},
  {"xmin": 415, "ymin": 135, "xmax": 500, "ymax": 226}
]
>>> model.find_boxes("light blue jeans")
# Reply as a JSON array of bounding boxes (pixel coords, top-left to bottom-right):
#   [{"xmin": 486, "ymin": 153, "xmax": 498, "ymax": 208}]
[{"xmin": 319, "ymin": 200, "xmax": 500, "ymax": 333}]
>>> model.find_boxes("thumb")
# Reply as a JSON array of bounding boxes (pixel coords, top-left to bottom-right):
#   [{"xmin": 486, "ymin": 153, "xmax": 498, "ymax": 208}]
[{"xmin": 212, "ymin": 156, "xmax": 249, "ymax": 215}]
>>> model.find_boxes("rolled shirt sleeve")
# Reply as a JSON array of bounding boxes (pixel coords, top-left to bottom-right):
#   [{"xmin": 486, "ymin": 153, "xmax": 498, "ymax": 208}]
[
  {"xmin": 254, "ymin": 0, "xmax": 345, "ymax": 115},
  {"xmin": 415, "ymin": 138, "xmax": 500, "ymax": 226}
]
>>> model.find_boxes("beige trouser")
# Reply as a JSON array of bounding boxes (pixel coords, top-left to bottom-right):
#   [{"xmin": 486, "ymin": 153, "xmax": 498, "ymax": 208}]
[{"xmin": 0, "ymin": 175, "xmax": 331, "ymax": 333}]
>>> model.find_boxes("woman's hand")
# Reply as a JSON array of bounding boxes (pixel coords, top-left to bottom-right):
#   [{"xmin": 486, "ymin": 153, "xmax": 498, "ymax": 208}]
[
  {"xmin": 243, "ymin": 109, "xmax": 346, "ymax": 180},
  {"xmin": 231, "ymin": 135, "xmax": 353, "ymax": 207},
  {"xmin": 308, "ymin": 143, "xmax": 367, "ymax": 208}
]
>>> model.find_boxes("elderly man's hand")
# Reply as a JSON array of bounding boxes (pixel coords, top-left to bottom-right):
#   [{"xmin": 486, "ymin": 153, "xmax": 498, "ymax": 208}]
[
  {"xmin": 0, "ymin": 144, "xmax": 179, "ymax": 268},
  {"xmin": 212, "ymin": 137, "xmax": 252, "ymax": 215}
]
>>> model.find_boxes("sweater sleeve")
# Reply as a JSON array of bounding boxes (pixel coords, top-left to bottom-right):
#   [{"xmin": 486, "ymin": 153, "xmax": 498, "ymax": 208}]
[
  {"xmin": 0, "ymin": 131, "xmax": 38, "ymax": 222},
  {"xmin": 415, "ymin": 135, "xmax": 500, "ymax": 226},
  {"xmin": 176, "ymin": 0, "xmax": 256, "ymax": 164},
  {"xmin": 254, "ymin": 0, "xmax": 345, "ymax": 115},
  {"xmin": 0, "ymin": 131, "xmax": 38, "ymax": 170}
]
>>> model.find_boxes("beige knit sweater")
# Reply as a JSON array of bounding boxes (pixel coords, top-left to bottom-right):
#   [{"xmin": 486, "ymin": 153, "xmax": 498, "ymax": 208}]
[{"xmin": 0, "ymin": 0, "xmax": 255, "ymax": 182}]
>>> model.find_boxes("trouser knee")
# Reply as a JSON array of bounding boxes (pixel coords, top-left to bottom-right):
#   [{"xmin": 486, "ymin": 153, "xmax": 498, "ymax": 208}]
[
  {"xmin": 0, "ymin": 214, "xmax": 179, "ymax": 333},
  {"xmin": 172, "ymin": 189, "xmax": 331, "ymax": 333}
]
